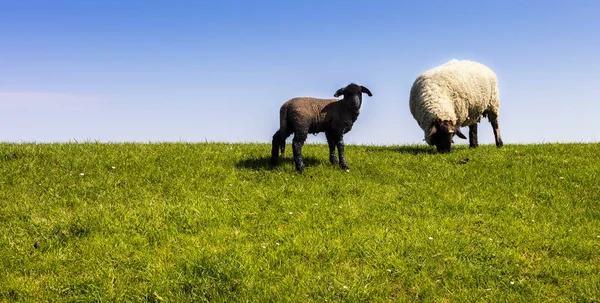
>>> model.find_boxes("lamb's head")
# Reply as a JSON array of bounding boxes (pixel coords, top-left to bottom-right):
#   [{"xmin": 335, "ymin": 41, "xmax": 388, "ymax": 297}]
[
  {"xmin": 334, "ymin": 83, "xmax": 373, "ymax": 110},
  {"xmin": 426, "ymin": 119, "xmax": 467, "ymax": 153}
]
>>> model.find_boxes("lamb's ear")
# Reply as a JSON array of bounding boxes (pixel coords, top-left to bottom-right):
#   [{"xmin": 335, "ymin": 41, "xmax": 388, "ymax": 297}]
[
  {"xmin": 334, "ymin": 87, "xmax": 345, "ymax": 98},
  {"xmin": 361, "ymin": 86, "xmax": 373, "ymax": 97},
  {"xmin": 455, "ymin": 127, "xmax": 467, "ymax": 139}
]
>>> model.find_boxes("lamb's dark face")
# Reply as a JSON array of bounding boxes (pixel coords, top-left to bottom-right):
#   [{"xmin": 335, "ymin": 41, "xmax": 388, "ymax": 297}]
[
  {"xmin": 426, "ymin": 120, "xmax": 466, "ymax": 153},
  {"xmin": 334, "ymin": 83, "xmax": 373, "ymax": 110}
]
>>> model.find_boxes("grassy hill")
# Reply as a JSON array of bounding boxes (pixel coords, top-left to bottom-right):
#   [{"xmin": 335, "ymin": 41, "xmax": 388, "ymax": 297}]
[{"xmin": 1, "ymin": 142, "xmax": 599, "ymax": 302}]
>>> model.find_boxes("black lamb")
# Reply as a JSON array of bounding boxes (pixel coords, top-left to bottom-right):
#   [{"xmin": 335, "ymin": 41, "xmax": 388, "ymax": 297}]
[{"xmin": 270, "ymin": 83, "xmax": 373, "ymax": 172}]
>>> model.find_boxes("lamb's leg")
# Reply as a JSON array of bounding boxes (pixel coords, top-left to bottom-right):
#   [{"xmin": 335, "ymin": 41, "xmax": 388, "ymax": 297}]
[
  {"xmin": 487, "ymin": 112, "xmax": 504, "ymax": 148},
  {"xmin": 335, "ymin": 133, "xmax": 349, "ymax": 170},
  {"xmin": 279, "ymin": 129, "xmax": 291, "ymax": 155},
  {"xmin": 469, "ymin": 124, "xmax": 479, "ymax": 148},
  {"xmin": 325, "ymin": 131, "xmax": 338, "ymax": 164},
  {"xmin": 292, "ymin": 131, "xmax": 308, "ymax": 172},
  {"xmin": 270, "ymin": 130, "xmax": 281, "ymax": 165}
]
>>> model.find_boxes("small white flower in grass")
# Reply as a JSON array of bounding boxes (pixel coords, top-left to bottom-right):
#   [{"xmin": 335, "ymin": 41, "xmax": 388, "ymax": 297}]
[
  {"xmin": 343, "ymin": 286, "xmax": 348, "ymax": 289},
  {"xmin": 276, "ymin": 242, "xmax": 280, "ymax": 246},
  {"xmin": 597, "ymin": 235, "xmax": 600, "ymax": 238},
  {"xmin": 80, "ymin": 173, "xmax": 85, "ymax": 176},
  {"xmin": 489, "ymin": 238, "xmax": 493, "ymax": 241},
  {"xmin": 111, "ymin": 166, "xmax": 116, "ymax": 169},
  {"xmin": 510, "ymin": 281, "xmax": 515, "ymax": 285},
  {"xmin": 387, "ymin": 269, "xmax": 392, "ymax": 273},
  {"xmin": 428, "ymin": 236, "xmax": 433, "ymax": 240},
  {"xmin": 532, "ymin": 219, "xmax": 535, "ymax": 222},
  {"xmin": 229, "ymin": 184, "xmax": 232, "ymax": 186},
  {"xmin": 559, "ymin": 177, "xmax": 564, "ymax": 180},
  {"xmin": 262, "ymin": 245, "xmax": 266, "ymax": 249},
  {"xmin": 569, "ymin": 229, "xmax": 573, "ymax": 232},
  {"xmin": 288, "ymin": 212, "xmax": 293, "ymax": 215}
]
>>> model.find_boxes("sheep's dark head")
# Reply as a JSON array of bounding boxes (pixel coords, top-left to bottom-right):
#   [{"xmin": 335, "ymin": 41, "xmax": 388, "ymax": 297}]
[
  {"xmin": 426, "ymin": 119, "xmax": 466, "ymax": 153},
  {"xmin": 334, "ymin": 83, "xmax": 372, "ymax": 110}
]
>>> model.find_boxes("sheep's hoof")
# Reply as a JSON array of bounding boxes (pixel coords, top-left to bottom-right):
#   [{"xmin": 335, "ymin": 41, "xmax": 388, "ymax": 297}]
[
  {"xmin": 340, "ymin": 164, "xmax": 349, "ymax": 170},
  {"xmin": 329, "ymin": 156, "xmax": 338, "ymax": 164}
]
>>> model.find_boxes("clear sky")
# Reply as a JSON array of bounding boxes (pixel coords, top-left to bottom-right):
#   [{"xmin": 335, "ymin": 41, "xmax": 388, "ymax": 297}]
[{"xmin": 1, "ymin": 0, "xmax": 599, "ymax": 145}]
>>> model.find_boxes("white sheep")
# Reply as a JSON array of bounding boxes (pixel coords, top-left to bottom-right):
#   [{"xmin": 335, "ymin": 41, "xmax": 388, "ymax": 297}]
[{"xmin": 409, "ymin": 59, "xmax": 504, "ymax": 152}]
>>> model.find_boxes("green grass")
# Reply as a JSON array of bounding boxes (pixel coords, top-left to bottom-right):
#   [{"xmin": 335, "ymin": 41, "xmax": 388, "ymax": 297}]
[{"xmin": 1, "ymin": 142, "xmax": 599, "ymax": 302}]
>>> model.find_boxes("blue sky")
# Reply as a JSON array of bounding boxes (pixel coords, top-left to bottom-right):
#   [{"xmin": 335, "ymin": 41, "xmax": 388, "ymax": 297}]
[{"xmin": 1, "ymin": 0, "xmax": 599, "ymax": 145}]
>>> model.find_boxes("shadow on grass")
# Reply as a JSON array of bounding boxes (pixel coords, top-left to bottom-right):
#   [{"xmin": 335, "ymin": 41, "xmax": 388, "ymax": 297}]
[
  {"xmin": 364, "ymin": 145, "xmax": 437, "ymax": 155},
  {"xmin": 363, "ymin": 144, "xmax": 473, "ymax": 155},
  {"xmin": 3, "ymin": 152, "xmax": 21, "ymax": 161},
  {"xmin": 236, "ymin": 155, "xmax": 324, "ymax": 171}
]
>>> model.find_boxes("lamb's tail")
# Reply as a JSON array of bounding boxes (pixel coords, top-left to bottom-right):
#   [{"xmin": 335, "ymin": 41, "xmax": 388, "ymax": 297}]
[
  {"xmin": 270, "ymin": 106, "xmax": 290, "ymax": 165},
  {"xmin": 270, "ymin": 130, "xmax": 282, "ymax": 166},
  {"xmin": 278, "ymin": 106, "xmax": 289, "ymax": 155}
]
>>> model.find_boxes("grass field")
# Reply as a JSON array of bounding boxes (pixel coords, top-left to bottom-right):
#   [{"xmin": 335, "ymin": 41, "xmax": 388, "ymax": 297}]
[{"xmin": 1, "ymin": 142, "xmax": 599, "ymax": 302}]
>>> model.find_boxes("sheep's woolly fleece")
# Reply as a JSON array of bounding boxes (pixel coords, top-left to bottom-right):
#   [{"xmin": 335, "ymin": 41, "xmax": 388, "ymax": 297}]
[{"xmin": 409, "ymin": 59, "xmax": 500, "ymax": 140}]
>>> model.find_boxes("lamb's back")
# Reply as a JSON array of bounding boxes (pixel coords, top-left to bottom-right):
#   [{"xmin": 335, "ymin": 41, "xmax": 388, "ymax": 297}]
[{"xmin": 282, "ymin": 97, "xmax": 340, "ymax": 130}]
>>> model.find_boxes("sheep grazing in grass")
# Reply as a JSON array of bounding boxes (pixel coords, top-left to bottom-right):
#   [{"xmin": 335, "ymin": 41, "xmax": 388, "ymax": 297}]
[
  {"xmin": 409, "ymin": 59, "xmax": 504, "ymax": 152},
  {"xmin": 270, "ymin": 83, "xmax": 373, "ymax": 172}
]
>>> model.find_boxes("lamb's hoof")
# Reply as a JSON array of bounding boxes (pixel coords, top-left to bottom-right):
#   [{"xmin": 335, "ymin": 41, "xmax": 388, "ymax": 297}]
[
  {"xmin": 340, "ymin": 163, "xmax": 349, "ymax": 170},
  {"xmin": 330, "ymin": 156, "xmax": 338, "ymax": 164},
  {"xmin": 295, "ymin": 164, "xmax": 304, "ymax": 173},
  {"xmin": 497, "ymin": 141, "xmax": 504, "ymax": 148}
]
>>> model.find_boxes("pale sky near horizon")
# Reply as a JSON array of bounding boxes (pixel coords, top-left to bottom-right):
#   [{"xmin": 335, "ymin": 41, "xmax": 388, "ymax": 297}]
[{"xmin": 1, "ymin": 0, "xmax": 599, "ymax": 145}]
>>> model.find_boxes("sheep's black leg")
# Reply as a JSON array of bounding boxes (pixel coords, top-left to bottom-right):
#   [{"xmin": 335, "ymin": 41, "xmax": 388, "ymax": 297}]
[
  {"xmin": 485, "ymin": 111, "xmax": 503, "ymax": 148},
  {"xmin": 325, "ymin": 131, "xmax": 338, "ymax": 164},
  {"xmin": 270, "ymin": 130, "xmax": 281, "ymax": 165},
  {"xmin": 335, "ymin": 133, "xmax": 349, "ymax": 170},
  {"xmin": 292, "ymin": 131, "xmax": 308, "ymax": 172},
  {"xmin": 469, "ymin": 124, "xmax": 479, "ymax": 148},
  {"xmin": 490, "ymin": 118, "xmax": 504, "ymax": 148}
]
